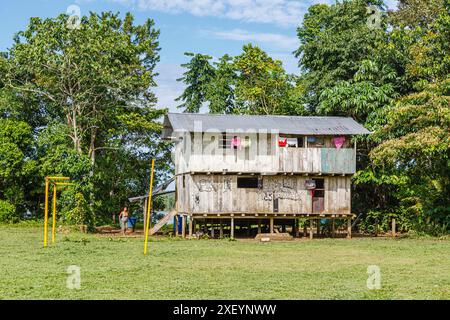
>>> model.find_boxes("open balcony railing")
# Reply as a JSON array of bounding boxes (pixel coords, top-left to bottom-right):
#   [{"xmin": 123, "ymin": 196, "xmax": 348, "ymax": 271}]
[{"xmin": 175, "ymin": 147, "xmax": 356, "ymax": 175}]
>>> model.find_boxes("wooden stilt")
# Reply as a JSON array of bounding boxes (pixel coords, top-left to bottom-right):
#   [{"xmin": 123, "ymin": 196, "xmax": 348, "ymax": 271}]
[
  {"xmin": 331, "ymin": 219, "xmax": 335, "ymax": 238},
  {"xmin": 142, "ymin": 198, "xmax": 147, "ymax": 230},
  {"xmin": 230, "ymin": 218, "xmax": 235, "ymax": 239},
  {"xmin": 257, "ymin": 219, "xmax": 261, "ymax": 234},
  {"xmin": 303, "ymin": 221, "xmax": 307, "ymax": 238},
  {"xmin": 211, "ymin": 220, "xmax": 215, "ymax": 238},
  {"xmin": 317, "ymin": 219, "xmax": 320, "ymax": 236},
  {"xmin": 392, "ymin": 218, "xmax": 396, "ymax": 237},
  {"xmin": 175, "ymin": 215, "xmax": 179, "ymax": 237},
  {"xmin": 219, "ymin": 219, "xmax": 223, "ymax": 238},
  {"xmin": 188, "ymin": 215, "xmax": 193, "ymax": 238},
  {"xmin": 181, "ymin": 215, "xmax": 186, "ymax": 238},
  {"xmin": 347, "ymin": 217, "xmax": 352, "ymax": 239},
  {"xmin": 309, "ymin": 219, "xmax": 313, "ymax": 239},
  {"xmin": 270, "ymin": 217, "xmax": 274, "ymax": 233},
  {"xmin": 293, "ymin": 219, "xmax": 298, "ymax": 237}
]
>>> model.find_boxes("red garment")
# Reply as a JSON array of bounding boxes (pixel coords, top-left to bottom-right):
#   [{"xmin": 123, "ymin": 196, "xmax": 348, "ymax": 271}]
[{"xmin": 278, "ymin": 138, "xmax": 287, "ymax": 147}]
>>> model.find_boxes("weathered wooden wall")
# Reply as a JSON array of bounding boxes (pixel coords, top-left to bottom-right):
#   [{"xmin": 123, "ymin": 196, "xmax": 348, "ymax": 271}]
[
  {"xmin": 173, "ymin": 132, "xmax": 356, "ymax": 175},
  {"xmin": 177, "ymin": 175, "xmax": 351, "ymax": 215}
]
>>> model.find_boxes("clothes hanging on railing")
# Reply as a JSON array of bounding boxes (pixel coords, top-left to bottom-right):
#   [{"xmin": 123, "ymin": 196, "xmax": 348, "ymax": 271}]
[
  {"xmin": 242, "ymin": 137, "xmax": 252, "ymax": 148},
  {"xmin": 332, "ymin": 136, "xmax": 346, "ymax": 149},
  {"xmin": 278, "ymin": 138, "xmax": 287, "ymax": 147},
  {"xmin": 230, "ymin": 136, "xmax": 241, "ymax": 149}
]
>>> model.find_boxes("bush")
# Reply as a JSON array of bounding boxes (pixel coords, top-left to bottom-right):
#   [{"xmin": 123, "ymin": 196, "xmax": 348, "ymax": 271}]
[
  {"xmin": 358, "ymin": 209, "xmax": 413, "ymax": 234},
  {"xmin": 66, "ymin": 193, "xmax": 94, "ymax": 229},
  {"xmin": 0, "ymin": 200, "xmax": 19, "ymax": 223}
]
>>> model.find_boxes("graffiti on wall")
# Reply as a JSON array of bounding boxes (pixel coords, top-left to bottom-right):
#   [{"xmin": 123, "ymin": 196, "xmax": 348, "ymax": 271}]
[
  {"xmin": 198, "ymin": 178, "xmax": 214, "ymax": 192},
  {"xmin": 223, "ymin": 177, "xmax": 232, "ymax": 191},
  {"xmin": 258, "ymin": 178, "xmax": 301, "ymax": 201}
]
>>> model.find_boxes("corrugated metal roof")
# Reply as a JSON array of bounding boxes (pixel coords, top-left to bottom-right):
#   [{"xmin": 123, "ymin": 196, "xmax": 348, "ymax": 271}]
[{"xmin": 162, "ymin": 113, "xmax": 370, "ymax": 138}]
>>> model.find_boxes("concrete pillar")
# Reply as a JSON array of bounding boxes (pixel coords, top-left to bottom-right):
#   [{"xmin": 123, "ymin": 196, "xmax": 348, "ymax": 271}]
[{"xmin": 270, "ymin": 217, "xmax": 274, "ymax": 234}]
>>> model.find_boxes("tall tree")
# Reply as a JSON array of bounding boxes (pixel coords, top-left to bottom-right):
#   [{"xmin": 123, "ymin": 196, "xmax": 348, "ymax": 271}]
[
  {"xmin": 391, "ymin": 0, "xmax": 446, "ymax": 28},
  {"xmin": 177, "ymin": 45, "xmax": 305, "ymax": 115},
  {"xmin": 370, "ymin": 8, "xmax": 450, "ymax": 232},
  {"xmin": 176, "ymin": 52, "xmax": 215, "ymax": 113},
  {"xmin": 206, "ymin": 54, "xmax": 236, "ymax": 114},
  {"xmin": 233, "ymin": 44, "xmax": 301, "ymax": 115},
  {"xmin": 294, "ymin": 0, "xmax": 386, "ymax": 112},
  {"xmin": 2, "ymin": 12, "xmax": 167, "ymax": 223}
]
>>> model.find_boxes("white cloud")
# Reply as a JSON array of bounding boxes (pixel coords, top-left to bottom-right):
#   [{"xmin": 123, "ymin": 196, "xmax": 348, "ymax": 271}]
[
  {"xmin": 108, "ymin": 0, "xmax": 336, "ymax": 27},
  {"xmin": 205, "ymin": 28, "xmax": 298, "ymax": 50}
]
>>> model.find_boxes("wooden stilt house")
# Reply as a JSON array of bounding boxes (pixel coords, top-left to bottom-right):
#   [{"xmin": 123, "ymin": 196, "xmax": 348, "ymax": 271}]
[{"xmin": 162, "ymin": 113, "xmax": 370, "ymax": 239}]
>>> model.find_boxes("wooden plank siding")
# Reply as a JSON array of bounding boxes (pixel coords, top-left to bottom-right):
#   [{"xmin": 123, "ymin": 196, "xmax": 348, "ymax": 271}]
[
  {"xmin": 177, "ymin": 175, "xmax": 351, "ymax": 216},
  {"xmin": 173, "ymin": 132, "xmax": 356, "ymax": 175}
]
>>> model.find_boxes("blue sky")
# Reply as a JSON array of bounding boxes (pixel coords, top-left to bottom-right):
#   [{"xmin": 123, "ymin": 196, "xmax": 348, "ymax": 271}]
[{"xmin": 0, "ymin": 0, "xmax": 398, "ymax": 111}]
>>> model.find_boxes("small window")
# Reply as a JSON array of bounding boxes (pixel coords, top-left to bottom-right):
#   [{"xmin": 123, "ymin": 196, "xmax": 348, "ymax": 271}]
[
  {"xmin": 279, "ymin": 135, "xmax": 305, "ymax": 148},
  {"xmin": 314, "ymin": 178, "xmax": 324, "ymax": 189},
  {"xmin": 307, "ymin": 136, "xmax": 325, "ymax": 148},
  {"xmin": 237, "ymin": 177, "xmax": 259, "ymax": 188}
]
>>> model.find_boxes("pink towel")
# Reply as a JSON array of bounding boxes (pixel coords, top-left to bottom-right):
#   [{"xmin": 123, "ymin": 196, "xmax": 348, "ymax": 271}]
[
  {"xmin": 332, "ymin": 136, "xmax": 346, "ymax": 149},
  {"xmin": 230, "ymin": 137, "xmax": 241, "ymax": 148}
]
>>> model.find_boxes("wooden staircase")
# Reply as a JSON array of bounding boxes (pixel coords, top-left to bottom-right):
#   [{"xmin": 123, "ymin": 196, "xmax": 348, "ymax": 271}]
[{"xmin": 149, "ymin": 210, "xmax": 177, "ymax": 235}]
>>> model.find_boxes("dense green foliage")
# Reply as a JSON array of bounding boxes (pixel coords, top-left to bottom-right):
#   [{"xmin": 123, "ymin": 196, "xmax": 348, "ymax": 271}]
[
  {"xmin": 176, "ymin": 0, "xmax": 449, "ymax": 234},
  {"xmin": 177, "ymin": 44, "xmax": 305, "ymax": 115},
  {"xmin": 0, "ymin": 1, "xmax": 448, "ymax": 234},
  {"xmin": 0, "ymin": 12, "xmax": 170, "ymax": 226},
  {"xmin": 0, "ymin": 200, "xmax": 18, "ymax": 223}
]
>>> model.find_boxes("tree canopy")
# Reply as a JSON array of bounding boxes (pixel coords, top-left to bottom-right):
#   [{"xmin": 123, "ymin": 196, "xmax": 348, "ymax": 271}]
[
  {"xmin": 177, "ymin": 45, "xmax": 306, "ymax": 115},
  {"xmin": 0, "ymin": 12, "xmax": 169, "ymax": 225}
]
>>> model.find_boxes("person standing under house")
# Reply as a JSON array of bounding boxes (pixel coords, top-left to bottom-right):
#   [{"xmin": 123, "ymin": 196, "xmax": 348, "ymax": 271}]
[{"xmin": 119, "ymin": 207, "xmax": 129, "ymax": 235}]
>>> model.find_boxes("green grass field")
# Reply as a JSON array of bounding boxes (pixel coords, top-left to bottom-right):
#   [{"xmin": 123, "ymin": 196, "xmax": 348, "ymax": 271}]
[{"xmin": 1, "ymin": 225, "xmax": 449, "ymax": 300}]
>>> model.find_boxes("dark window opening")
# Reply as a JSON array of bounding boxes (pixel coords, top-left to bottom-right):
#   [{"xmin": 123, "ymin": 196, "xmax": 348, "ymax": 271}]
[
  {"xmin": 307, "ymin": 136, "xmax": 325, "ymax": 148},
  {"xmin": 279, "ymin": 134, "xmax": 305, "ymax": 148},
  {"xmin": 314, "ymin": 189, "xmax": 324, "ymax": 197},
  {"xmin": 314, "ymin": 178, "xmax": 324, "ymax": 189},
  {"xmin": 237, "ymin": 177, "xmax": 259, "ymax": 188}
]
